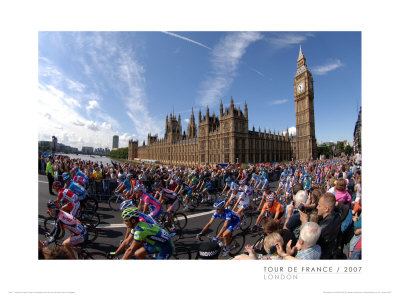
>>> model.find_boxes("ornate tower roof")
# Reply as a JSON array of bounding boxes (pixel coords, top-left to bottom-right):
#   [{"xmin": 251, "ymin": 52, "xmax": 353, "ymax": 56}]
[{"xmin": 298, "ymin": 43, "xmax": 304, "ymax": 61}]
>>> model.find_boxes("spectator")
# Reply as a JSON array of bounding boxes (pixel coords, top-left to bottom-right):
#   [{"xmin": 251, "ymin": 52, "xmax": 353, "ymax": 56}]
[
  {"xmin": 335, "ymin": 178, "xmax": 352, "ymax": 205},
  {"xmin": 283, "ymin": 190, "xmax": 308, "ymax": 238},
  {"xmin": 315, "ymin": 192, "xmax": 342, "ymax": 259},
  {"xmin": 46, "ymin": 157, "xmax": 56, "ymax": 195},
  {"xmin": 234, "ymin": 232, "xmax": 284, "ymax": 260},
  {"xmin": 93, "ymin": 166, "xmax": 103, "ymax": 194},
  {"xmin": 277, "ymin": 222, "xmax": 322, "ymax": 260},
  {"xmin": 103, "ymin": 166, "xmax": 111, "ymax": 195}
]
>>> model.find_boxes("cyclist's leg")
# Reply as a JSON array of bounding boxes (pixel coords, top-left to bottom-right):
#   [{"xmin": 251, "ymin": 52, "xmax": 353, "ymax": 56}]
[
  {"xmin": 62, "ymin": 234, "xmax": 85, "ymax": 260},
  {"xmin": 156, "ymin": 241, "xmax": 174, "ymax": 260},
  {"xmin": 135, "ymin": 246, "xmax": 149, "ymax": 259}
]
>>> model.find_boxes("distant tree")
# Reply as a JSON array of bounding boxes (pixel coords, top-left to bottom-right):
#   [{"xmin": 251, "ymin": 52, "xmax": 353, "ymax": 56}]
[
  {"xmin": 344, "ymin": 145, "xmax": 353, "ymax": 155},
  {"xmin": 107, "ymin": 148, "xmax": 128, "ymax": 159}
]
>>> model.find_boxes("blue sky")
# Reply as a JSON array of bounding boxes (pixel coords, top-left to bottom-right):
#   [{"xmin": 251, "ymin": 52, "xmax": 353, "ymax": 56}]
[{"xmin": 38, "ymin": 31, "xmax": 361, "ymax": 149}]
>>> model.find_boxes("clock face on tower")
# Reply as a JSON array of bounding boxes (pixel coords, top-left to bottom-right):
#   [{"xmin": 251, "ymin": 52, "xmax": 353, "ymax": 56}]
[{"xmin": 297, "ymin": 81, "xmax": 305, "ymax": 94}]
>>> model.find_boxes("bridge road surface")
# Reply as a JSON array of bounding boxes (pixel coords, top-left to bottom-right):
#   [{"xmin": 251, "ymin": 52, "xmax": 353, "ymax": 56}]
[{"xmin": 38, "ymin": 174, "xmax": 280, "ymax": 259}]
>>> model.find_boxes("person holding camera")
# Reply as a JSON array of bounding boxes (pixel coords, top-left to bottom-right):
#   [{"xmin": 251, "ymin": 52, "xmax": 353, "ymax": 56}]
[{"xmin": 276, "ymin": 222, "xmax": 322, "ymax": 260}]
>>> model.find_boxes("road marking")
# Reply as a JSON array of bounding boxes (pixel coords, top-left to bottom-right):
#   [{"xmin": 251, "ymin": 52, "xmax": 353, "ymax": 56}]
[
  {"xmin": 39, "ymin": 180, "xmax": 48, "ymax": 184},
  {"xmin": 38, "ymin": 210, "xmax": 215, "ymax": 229}
]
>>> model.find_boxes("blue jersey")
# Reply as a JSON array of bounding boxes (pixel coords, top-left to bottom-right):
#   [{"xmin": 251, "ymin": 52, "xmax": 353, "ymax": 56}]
[
  {"xmin": 68, "ymin": 181, "xmax": 87, "ymax": 200},
  {"xmin": 123, "ymin": 179, "xmax": 132, "ymax": 192},
  {"xmin": 212, "ymin": 209, "xmax": 240, "ymax": 224}
]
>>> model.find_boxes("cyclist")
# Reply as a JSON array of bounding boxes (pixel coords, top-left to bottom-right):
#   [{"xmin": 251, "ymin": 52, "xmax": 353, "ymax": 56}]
[
  {"xmin": 198, "ymin": 177, "xmax": 213, "ymax": 203},
  {"xmin": 175, "ymin": 178, "xmax": 193, "ymax": 211},
  {"xmin": 114, "ymin": 173, "xmax": 134, "ymax": 199},
  {"xmin": 42, "ymin": 200, "xmax": 87, "ymax": 260},
  {"xmin": 222, "ymin": 177, "xmax": 239, "ymax": 197},
  {"xmin": 136, "ymin": 184, "xmax": 162, "ymax": 221},
  {"xmin": 153, "ymin": 182, "xmax": 179, "ymax": 229},
  {"xmin": 70, "ymin": 166, "xmax": 89, "ymax": 187},
  {"xmin": 254, "ymin": 194, "xmax": 284, "ymax": 229},
  {"xmin": 109, "ymin": 207, "xmax": 174, "ymax": 259},
  {"xmin": 52, "ymin": 181, "xmax": 80, "ymax": 217},
  {"xmin": 196, "ymin": 199, "xmax": 241, "ymax": 257},
  {"xmin": 118, "ymin": 203, "xmax": 159, "ymax": 242},
  {"xmin": 62, "ymin": 173, "xmax": 86, "ymax": 201}
]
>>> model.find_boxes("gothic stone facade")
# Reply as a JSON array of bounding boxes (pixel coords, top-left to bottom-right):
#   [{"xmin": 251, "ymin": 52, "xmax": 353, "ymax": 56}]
[{"xmin": 129, "ymin": 46, "xmax": 317, "ymax": 165}]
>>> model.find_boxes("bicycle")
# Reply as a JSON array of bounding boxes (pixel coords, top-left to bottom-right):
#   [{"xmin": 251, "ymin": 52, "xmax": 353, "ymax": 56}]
[
  {"xmin": 44, "ymin": 239, "xmax": 107, "ymax": 259},
  {"xmin": 79, "ymin": 194, "xmax": 99, "ymax": 212},
  {"xmin": 157, "ymin": 210, "xmax": 188, "ymax": 235},
  {"xmin": 108, "ymin": 192, "xmax": 127, "ymax": 211},
  {"xmin": 198, "ymin": 233, "xmax": 245, "ymax": 259},
  {"xmin": 108, "ymin": 242, "xmax": 192, "ymax": 260},
  {"xmin": 43, "ymin": 217, "xmax": 98, "ymax": 243},
  {"xmin": 213, "ymin": 224, "xmax": 246, "ymax": 257}
]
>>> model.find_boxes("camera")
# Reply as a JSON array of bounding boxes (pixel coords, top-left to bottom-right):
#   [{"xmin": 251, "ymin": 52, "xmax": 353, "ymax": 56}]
[
  {"xmin": 298, "ymin": 203, "xmax": 306, "ymax": 212},
  {"xmin": 267, "ymin": 244, "xmax": 277, "ymax": 255}
]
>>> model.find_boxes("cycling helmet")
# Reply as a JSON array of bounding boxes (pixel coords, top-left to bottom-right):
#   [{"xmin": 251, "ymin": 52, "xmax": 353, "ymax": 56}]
[
  {"xmin": 134, "ymin": 184, "xmax": 145, "ymax": 192},
  {"xmin": 121, "ymin": 207, "xmax": 140, "ymax": 221},
  {"xmin": 231, "ymin": 184, "xmax": 239, "ymax": 191},
  {"xmin": 267, "ymin": 195, "xmax": 275, "ymax": 203},
  {"xmin": 225, "ymin": 177, "xmax": 231, "ymax": 183},
  {"xmin": 62, "ymin": 173, "xmax": 71, "ymax": 181},
  {"xmin": 47, "ymin": 200, "xmax": 59, "ymax": 210},
  {"xmin": 119, "ymin": 200, "xmax": 135, "ymax": 210},
  {"xmin": 52, "ymin": 181, "xmax": 62, "ymax": 190},
  {"xmin": 176, "ymin": 178, "xmax": 182, "ymax": 184},
  {"xmin": 126, "ymin": 174, "xmax": 133, "ymax": 179},
  {"xmin": 213, "ymin": 199, "xmax": 225, "ymax": 210}
]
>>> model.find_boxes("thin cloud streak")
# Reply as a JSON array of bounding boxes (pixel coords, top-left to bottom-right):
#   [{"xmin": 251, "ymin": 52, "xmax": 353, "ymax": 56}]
[
  {"xmin": 313, "ymin": 59, "xmax": 344, "ymax": 75},
  {"xmin": 269, "ymin": 99, "xmax": 289, "ymax": 105},
  {"xmin": 162, "ymin": 31, "xmax": 212, "ymax": 50},
  {"xmin": 198, "ymin": 32, "xmax": 263, "ymax": 108}
]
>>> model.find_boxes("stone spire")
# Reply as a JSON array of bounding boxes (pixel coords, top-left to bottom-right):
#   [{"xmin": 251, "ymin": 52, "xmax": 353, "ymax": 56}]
[
  {"xmin": 244, "ymin": 100, "xmax": 248, "ymax": 119},
  {"xmin": 230, "ymin": 96, "xmax": 234, "ymax": 110},
  {"xmin": 298, "ymin": 42, "xmax": 304, "ymax": 61}
]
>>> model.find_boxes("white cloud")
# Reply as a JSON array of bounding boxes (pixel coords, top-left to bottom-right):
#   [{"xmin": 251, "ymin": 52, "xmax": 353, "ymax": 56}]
[
  {"xmin": 283, "ymin": 126, "xmax": 296, "ymax": 136},
  {"xmin": 312, "ymin": 59, "xmax": 344, "ymax": 75},
  {"xmin": 250, "ymin": 68, "xmax": 265, "ymax": 77},
  {"xmin": 72, "ymin": 120, "xmax": 85, "ymax": 126},
  {"xmin": 44, "ymin": 113, "xmax": 51, "ymax": 119},
  {"xmin": 162, "ymin": 31, "xmax": 212, "ymax": 50},
  {"xmin": 269, "ymin": 99, "xmax": 289, "ymax": 105},
  {"xmin": 184, "ymin": 118, "xmax": 190, "ymax": 123},
  {"xmin": 266, "ymin": 32, "xmax": 315, "ymax": 49},
  {"xmin": 87, "ymin": 121, "xmax": 99, "ymax": 131},
  {"xmin": 198, "ymin": 32, "xmax": 263, "ymax": 107},
  {"xmin": 86, "ymin": 100, "xmax": 99, "ymax": 111}
]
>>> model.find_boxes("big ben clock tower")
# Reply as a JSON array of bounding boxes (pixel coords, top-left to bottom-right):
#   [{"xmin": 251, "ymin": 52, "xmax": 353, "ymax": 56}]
[{"xmin": 294, "ymin": 44, "xmax": 317, "ymax": 160}]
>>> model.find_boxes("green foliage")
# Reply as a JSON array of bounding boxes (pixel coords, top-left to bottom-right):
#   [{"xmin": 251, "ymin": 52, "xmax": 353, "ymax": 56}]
[
  {"xmin": 107, "ymin": 148, "xmax": 128, "ymax": 159},
  {"xmin": 344, "ymin": 145, "xmax": 353, "ymax": 155}
]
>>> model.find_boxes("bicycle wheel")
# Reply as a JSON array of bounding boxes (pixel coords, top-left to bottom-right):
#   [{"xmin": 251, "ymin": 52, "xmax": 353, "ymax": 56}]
[
  {"xmin": 85, "ymin": 223, "xmax": 98, "ymax": 243},
  {"xmin": 253, "ymin": 235, "xmax": 265, "ymax": 251},
  {"xmin": 84, "ymin": 196, "xmax": 98, "ymax": 212},
  {"xmin": 80, "ymin": 210, "xmax": 101, "ymax": 227},
  {"xmin": 173, "ymin": 212, "xmax": 188, "ymax": 231},
  {"xmin": 171, "ymin": 245, "xmax": 191, "ymax": 260},
  {"xmin": 228, "ymin": 233, "xmax": 245, "ymax": 257},
  {"xmin": 239, "ymin": 212, "xmax": 253, "ymax": 231},
  {"xmin": 108, "ymin": 195, "xmax": 124, "ymax": 211},
  {"xmin": 43, "ymin": 217, "xmax": 65, "ymax": 239},
  {"xmin": 84, "ymin": 251, "xmax": 108, "ymax": 260}
]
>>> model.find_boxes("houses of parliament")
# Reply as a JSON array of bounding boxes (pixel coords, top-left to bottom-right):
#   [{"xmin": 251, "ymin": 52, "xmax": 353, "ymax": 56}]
[{"xmin": 128, "ymin": 45, "xmax": 317, "ymax": 166}]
